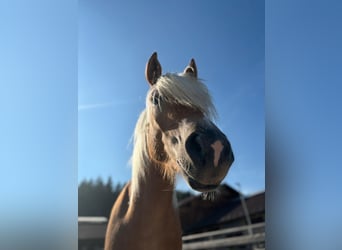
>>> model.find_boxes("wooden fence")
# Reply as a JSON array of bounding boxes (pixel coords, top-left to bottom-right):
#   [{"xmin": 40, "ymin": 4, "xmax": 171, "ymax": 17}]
[{"xmin": 182, "ymin": 222, "xmax": 265, "ymax": 250}]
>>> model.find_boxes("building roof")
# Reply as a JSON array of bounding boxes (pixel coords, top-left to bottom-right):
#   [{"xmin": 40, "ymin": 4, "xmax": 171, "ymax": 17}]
[
  {"xmin": 178, "ymin": 184, "xmax": 265, "ymax": 234},
  {"xmin": 78, "ymin": 217, "xmax": 108, "ymax": 240},
  {"xmin": 78, "ymin": 216, "xmax": 108, "ymax": 224}
]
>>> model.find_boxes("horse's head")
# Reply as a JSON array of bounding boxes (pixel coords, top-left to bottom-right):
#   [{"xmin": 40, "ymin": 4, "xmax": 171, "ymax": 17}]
[{"xmin": 144, "ymin": 52, "xmax": 234, "ymax": 192}]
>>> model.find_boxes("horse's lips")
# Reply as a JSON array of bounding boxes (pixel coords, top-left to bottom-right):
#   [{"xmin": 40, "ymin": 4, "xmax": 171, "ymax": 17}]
[
  {"xmin": 178, "ymin": 164, "xmax": 219, "ymax": 192},
  {"xmin": 187, "ymin": 176, "xmax": 219, "ymax": 192}
]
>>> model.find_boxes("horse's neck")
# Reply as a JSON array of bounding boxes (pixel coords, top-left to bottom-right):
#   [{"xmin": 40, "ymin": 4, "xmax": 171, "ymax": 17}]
[
  {"xmin": 105, "ymin": 162, "xmax": 182, "ymax": 250},
  {"xmin": 129, "ymin": 161, "xmax": 175, "ymax": 215},
  {"xmin": 127, "ymin": 161, "xmax": 182, "ymax": 248}
]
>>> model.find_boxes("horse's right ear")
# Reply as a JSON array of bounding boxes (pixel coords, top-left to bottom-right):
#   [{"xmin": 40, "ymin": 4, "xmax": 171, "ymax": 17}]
[
  {"xmin": 145, "ymin": 52, "xmax": 162, "ymax": 86},
  {"xmin": 183, "ymin": 58, "xmax": 197, "ymax": 78}
]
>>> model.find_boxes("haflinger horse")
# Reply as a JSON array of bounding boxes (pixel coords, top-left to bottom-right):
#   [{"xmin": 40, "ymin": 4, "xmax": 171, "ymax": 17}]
[{"xmin": 104, "ymin": 52, "xmax": 234, "ymax": 250}]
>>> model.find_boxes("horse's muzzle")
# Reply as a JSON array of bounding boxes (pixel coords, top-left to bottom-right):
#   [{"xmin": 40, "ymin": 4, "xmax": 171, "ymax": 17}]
[{"xmin": 183, "ymin": 126, "xmax": 234, "ymax": 191}]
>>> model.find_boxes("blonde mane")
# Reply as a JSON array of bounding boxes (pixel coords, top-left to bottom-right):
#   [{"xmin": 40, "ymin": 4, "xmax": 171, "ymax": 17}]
[
  {"xmin": 152, "ymin": 73, "xmax": 217, "ymax": 119},
  {"xmin": 130, "ymin": 73, "xmax": 217, "ymax": 200}
]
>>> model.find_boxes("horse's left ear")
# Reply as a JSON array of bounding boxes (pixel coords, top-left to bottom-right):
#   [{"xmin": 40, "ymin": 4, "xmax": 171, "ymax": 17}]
[
  {"xmin": 145, "ymin": 52, "xmax": 162, "ymax": 86},
  {"xmin": 183, "ymin": 58, "xmax": 197, "ymax": 78}
]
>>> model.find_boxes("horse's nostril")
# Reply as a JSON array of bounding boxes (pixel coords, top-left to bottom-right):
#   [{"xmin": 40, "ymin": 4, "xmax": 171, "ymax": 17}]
[
  {"xmin": 186, "ymin": 133, "xmax": 206, "ymax": 167},
  {"xmin": 188, "ymin": 133, "xmax": 202, "ymax": 154}
]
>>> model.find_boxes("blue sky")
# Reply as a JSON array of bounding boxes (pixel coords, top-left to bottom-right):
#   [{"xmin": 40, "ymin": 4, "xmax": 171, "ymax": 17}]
[
  {"xmin": 79, "ymin": 0, "xmax": 265, "ymax": 194},
  {"xmin": 0, "ymin": 1, "xmax": 77, "ymax": 248}
]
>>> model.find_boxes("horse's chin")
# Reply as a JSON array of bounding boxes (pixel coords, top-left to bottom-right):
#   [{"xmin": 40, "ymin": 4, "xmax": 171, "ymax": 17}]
[
  {"xmin": 186, "ymin": 176, "xmax": 219, "ymax": 192},
  {"xmin": 178, "ymin": 163, "xmax": 219, "ymax": 192}
]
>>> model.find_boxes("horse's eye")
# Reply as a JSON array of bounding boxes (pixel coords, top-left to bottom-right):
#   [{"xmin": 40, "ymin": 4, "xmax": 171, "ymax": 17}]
[{"xmin": 151, "ymin": 92, "xmax": 161, "ymax": 105}]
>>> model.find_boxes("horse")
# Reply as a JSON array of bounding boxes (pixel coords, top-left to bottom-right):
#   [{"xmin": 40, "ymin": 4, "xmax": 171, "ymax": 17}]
[{"xmin": 104, "ymin": 52, "xmax": 234, "ymax": 250}]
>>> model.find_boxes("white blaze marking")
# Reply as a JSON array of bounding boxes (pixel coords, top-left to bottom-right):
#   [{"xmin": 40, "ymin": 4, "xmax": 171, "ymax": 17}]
[{"xmin": 211, "ymin": 140, "xmax": 223, "ymax": 167}]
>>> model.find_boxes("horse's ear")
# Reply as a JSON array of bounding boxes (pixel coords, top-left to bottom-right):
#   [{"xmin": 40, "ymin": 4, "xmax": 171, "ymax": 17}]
[
  {"xmin": 183, "ymin": 58, "xmax": 197, "ymax": 78},
  {"xmin": 145, "ymin": 52, "xmax": 162, "ymax": 86}
]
